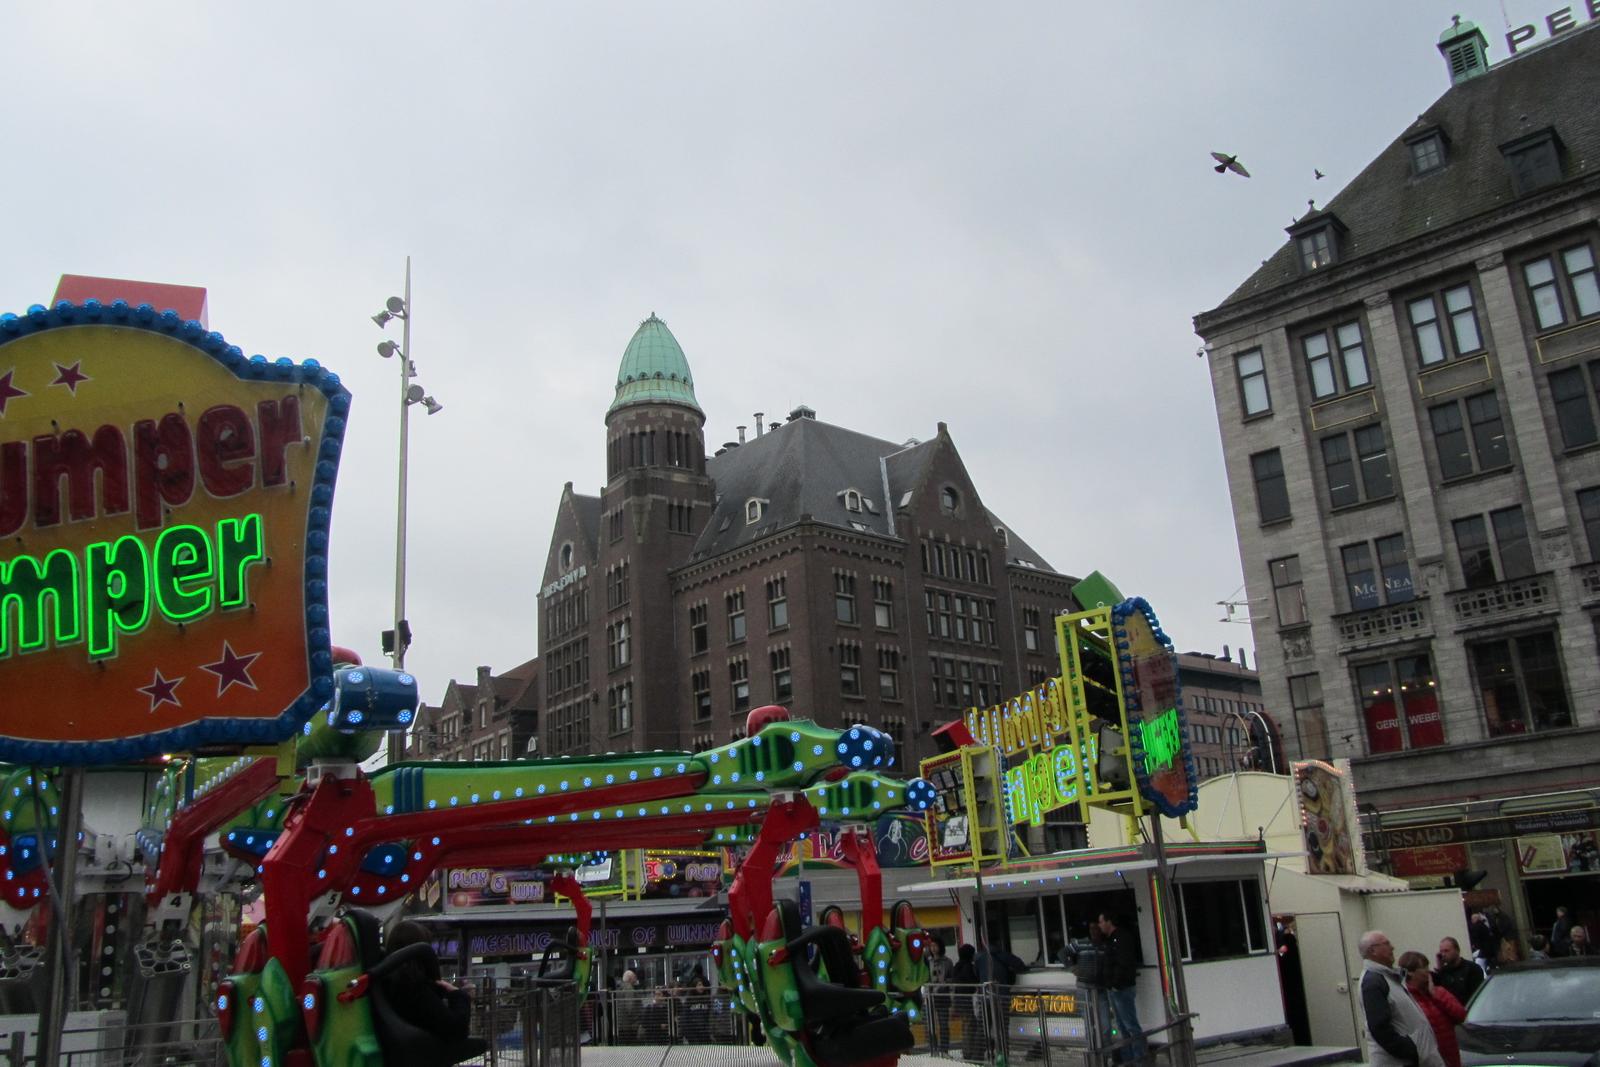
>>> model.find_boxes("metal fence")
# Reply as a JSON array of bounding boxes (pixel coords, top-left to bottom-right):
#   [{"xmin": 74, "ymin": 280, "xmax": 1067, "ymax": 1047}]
[{"xmin": 0, "ymin": 1017, "xmax": 226, "ymax": 1067}]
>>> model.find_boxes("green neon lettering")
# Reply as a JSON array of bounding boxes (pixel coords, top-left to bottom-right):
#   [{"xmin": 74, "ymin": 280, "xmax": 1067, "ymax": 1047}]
[
  {"xmin": 1005, "ymin": 765, "xmax": 1029, "ymax": 827},
  {"xmin": 0, "ymin": 549, "xmax": 82, "ymax": 657},
  {"xmin": 1140, "ymin": 708, "xmax": 1182, "ymax": 775},
  {"xmin": 154, "ymin": 524, "xmax": 215, "ymax": 622},
  {"xmin": 217, "ymin": 514, "xmax": 265, "ymax": 608},
  {"xmin": 87, "ymin": 535, "xmax": 151, "ymax": 658}
]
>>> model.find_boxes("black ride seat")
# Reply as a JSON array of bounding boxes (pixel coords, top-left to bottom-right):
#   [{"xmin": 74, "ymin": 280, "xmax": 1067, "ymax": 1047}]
[
  {"xmin": 535, "ymin": 925, "xmax": 581, "ymax": 984},
  {"xmin": 347, "ymin": 910, "xmax": 487, "ymax": 1067},
  {"xmin": 776, "ymin": 900, "xmax": 913, "ymax": 1066}
]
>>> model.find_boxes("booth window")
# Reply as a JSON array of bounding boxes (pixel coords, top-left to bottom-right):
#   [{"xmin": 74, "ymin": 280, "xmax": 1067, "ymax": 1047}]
[
  {"xmin": 983, "ymin": 887, "xmax": 1138, "ymax": 967},
  {"xmin": 1174, "ymin": 879, "xmax": 1267, "ymax": 961}
]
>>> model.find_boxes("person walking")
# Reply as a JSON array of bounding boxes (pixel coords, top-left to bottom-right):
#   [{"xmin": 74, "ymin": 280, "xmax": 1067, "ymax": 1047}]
[
  {"xmin": 1551, "ymin": 907, "xmax": 1572, "ymax": 956},
  {"xmin": 1432, "ymin": 937, "xmax": 1483, "ymax": 1005},
  {"xmin": 1399, "ymin": 951, "xmax": 1467, "ymax": 1067},
  {"xmin": 1098, "ymin": 912, "xmax": 1146, "ymax": 1065},
  {"xmin": 1359, "ymin": 931, "xmax": 1444, "ymax": 1067}
]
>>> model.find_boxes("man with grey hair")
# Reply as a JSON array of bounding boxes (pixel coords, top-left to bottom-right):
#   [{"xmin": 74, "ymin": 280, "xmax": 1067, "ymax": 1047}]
[{"xmin": 1359, "ymin": 931, "xmax": 1444, "ymax": 1067}]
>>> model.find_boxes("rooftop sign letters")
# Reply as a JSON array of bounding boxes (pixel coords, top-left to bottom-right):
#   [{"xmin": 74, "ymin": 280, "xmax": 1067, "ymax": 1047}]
[
  {"xmin": 1506, "ymin": 2, "xmax": 1597, "ymax": 54},
  {"xmin": 0, "ymin": 298, "xmax": 351, "ymax": 764}
]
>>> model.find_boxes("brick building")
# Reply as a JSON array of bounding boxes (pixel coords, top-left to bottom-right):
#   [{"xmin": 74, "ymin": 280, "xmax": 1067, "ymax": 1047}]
[
  {"xmin": 537, "ymin": 313, "xmax": 1085, "ymax": 770},
  {"xmin": 409, "ymin": 659, "xmax": 539, "ymax": 762},
  {"xmin": 1178, "ymin": 650, "xmax": 1281, "ymax": 780},
  {"xmin": 1194, "ymin": 19, "xmax": 1600, "ymax": 928}
]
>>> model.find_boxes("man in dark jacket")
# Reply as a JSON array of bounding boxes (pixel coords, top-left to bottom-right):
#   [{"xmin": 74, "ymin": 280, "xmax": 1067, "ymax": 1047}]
[
  {"xmin": 1097, "ymin": 912, "xmax": 1146, "ymax": 1064},
  {"xmin": 1431, "ymin": 937, "xmax": 1483, "ymax": 1005}
]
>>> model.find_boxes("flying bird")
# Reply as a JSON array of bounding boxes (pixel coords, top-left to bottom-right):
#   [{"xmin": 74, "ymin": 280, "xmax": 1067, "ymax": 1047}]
[
  {"xmin": 1314, "ymin": 168, "xmax": 1325, "ymax": 180},
  {"xmin": 1211, "ymin": 151, "xmax": 1250, "ymax": 177}
]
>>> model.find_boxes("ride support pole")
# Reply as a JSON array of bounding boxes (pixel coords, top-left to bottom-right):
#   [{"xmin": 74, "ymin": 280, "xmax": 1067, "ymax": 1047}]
[{"xmin": 36, "ymin": 766, "xmax": 85, "ymax": 1067}]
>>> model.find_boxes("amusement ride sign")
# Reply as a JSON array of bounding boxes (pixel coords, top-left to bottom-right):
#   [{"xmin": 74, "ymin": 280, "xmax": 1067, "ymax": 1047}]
[{"xmin": 0, "ymin": 291, "xmax": 350, "ymax": 764}]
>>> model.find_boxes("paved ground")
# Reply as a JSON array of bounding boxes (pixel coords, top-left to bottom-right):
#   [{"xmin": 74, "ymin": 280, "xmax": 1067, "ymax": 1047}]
[{"xmin": 569, "ymin": 1044, "xmax": 1362, "ymax": 1067}]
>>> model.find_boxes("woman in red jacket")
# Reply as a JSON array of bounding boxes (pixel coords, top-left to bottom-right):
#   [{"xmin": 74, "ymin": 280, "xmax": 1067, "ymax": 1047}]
[{"xmin": 1399, "ymin": 950, "xmax": 1468, "ymax": 1067}]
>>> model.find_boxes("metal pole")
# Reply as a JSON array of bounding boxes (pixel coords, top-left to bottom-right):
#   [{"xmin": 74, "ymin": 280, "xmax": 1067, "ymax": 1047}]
[
  {"xmin": 1248, "ymin": 710, "xmax": 1279, "ymax": 774},
  {"xmin": 37, "ymin": 766, "xmax": 86, "ymax": 1067},
  {"xmin": 387, "ymin": 256, "xmax": 412, "ymax": 768},
  {"xmin": 1149, "ymin": 814, "xmax": 1197, "ymax": 1067}
]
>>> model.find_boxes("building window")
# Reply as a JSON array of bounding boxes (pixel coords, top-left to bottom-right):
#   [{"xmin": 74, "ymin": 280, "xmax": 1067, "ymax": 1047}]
[
  {"xmin": 1548, "ymin": 361, "xmax": 1600, "ymax": 450},
  {"xmin": 1341, "ymin": 534, "xmax": 1414, "ymax": 612},
  {"xmin": 1251, "ymin": 449, "xmax": 1291, "ymax": 524},
  {"xmin": 729, "ymin": 659, "xmax": 750, "ymax": 713},
  {"xmin": 878, "ymin": 647, "xmax": 900, "ymax": 700},
  {"xmin": 726, "ymin": 590, "xmax": 747, "ymax": 643},
  {"xmin": 607, "ymin": 618, "xmax": 631, "ymax": 669},
  {"xmin": 1321, "ymin": 424, "xmax": 1392, "ymax": 508},
  {"xmin": 767, "ymin": 577, "xmax": 788, "ymax": 630},
  {"xmin": 1269, "ymin": 556, "xmax": 1307, "ymax": 628},
  {"xmin": 872, "ymin": 578, "xmax": 894, "ymax": 628},
  {"xmin": 1469, "ymin": 631, "xmax": 1572, "ymax": 737},
  {"xmin": 1578, "ymin": 488, "xmax": 1600, "ymax": 561},
  {"xmin": 940, "ymin": 487, "xmax": 960, "ymax": 515},
  {"xmin": 1174, "ymin": 879, "xmax": 1268, "ymax": 962},
  {"xmin": 668, "ymin": 501, "xmax": 695, "ymax": 533},
  {"xmin": 1408, "ymin": 132, "xmax": 1445, "ymax": 175},
  {"xmin": 1235, "ymin": 349, "xmax": 1270, "ymax": 416},
  {"xmin": 1301, "ymin": 321, "xmax": 1371, "ymax": 400},
  {"xmin": 1408, "ymin": 284, "xmax": 1482, "ymax": 365},
  {"xmin": 607, "ymin": 561, "xmax": 630, "ymax": 609},
  {"xmin": 608, "ymin": 510, "xmax": 625, "ymax": 543},
  {"xmin": 1523, "ymin": 244, "xmax": 1599, "ymax": 331},
  {"xmin": 1501, "ymin": 129, "xmax": 1564, "ymax": 196},
  {"xmin": 844, "ymin": 489, "xmax": 862, "ymax": 513},
  {"xmin": 834, "ymin": 573, "xmax": 857, "ymax": 624},
  {"xmin": 1288, "ymin": 674, "xmax": 1328, "ymax": 760},
  {"xmin": 1357, "ymin": 653, "xmax": 1443, "ymax": 753},
  {"xmin": 1023, "ymin": 607, "xmax": 1041, "ymax": 652},
  {"xmin": 745, "ymin": 498, "xmax": 764, "ymax": 524},
  {"xmin": 1297, "ymin": 229, "xmax": 1335, "ymax": 272},
  {"xmin": 689, "ymin": 603, "xmax": 708, "ymax": 655},
  {"xmin": 1453, "ymin": 507, "xmax": 1534, "ymax": 588},
  {"xmin": 770, "ymin": 647, "xmax": 792, "ymax": 703},
  {"xmin": 608, "ymin": 681, "xmax": 633, "ymax": 735},
  {"xmin": 839, "ymin": 643, "xmax": 861, "ymax": 697},
  {"xmin": 692, "ymin": 669, "xmax": 712, "ymax": 720},
  {"xmin": 882, "ymin": 716, "xmax": 907, "ymax": 757},
  {"xmin": 1429, "ymin": 392, "xmax": 1510, "ymax": 480}
]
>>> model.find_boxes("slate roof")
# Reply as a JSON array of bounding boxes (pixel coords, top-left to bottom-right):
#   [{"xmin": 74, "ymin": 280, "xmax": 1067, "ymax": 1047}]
[
  {"xmin": 687, "ymin": 414, "xmax": 1060, "ymax": 573},
  {"xmin": 571, "ymin": 491, "xmax": 602, "ymax": 550},
  {"xmin": 1206, "ymin": 22, "xmax": 1600, "ymax": 317}
]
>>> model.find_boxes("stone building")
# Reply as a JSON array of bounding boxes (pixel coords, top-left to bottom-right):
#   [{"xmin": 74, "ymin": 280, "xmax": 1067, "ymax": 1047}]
[
  {"xmin": 537, "ymin": 313, "xmax": 1084, "ymax": 770},
  {"xmin": 1179, "ymin": 650, "xmax": 1280, "ymax": 780},
  {"xmin": 1194, "ymin": 19, "xmax": 1600, "ymax": 926}
]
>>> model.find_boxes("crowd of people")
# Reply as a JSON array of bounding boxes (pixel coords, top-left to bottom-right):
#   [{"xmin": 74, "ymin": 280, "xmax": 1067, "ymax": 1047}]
[{"xmin": 1360, "ymin": 904, "xmax": 1596, "ymax": 1067}]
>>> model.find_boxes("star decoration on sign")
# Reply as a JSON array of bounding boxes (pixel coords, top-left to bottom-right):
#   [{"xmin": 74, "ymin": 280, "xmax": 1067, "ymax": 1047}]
[
  {"xmin": 200, "ymin": 641, "xmax": 261, "ymax": 696},
  {"xmin": 137, "ymin": 670, "xmax": 184, "ymax": 712},
  {"xmin": 50, "ymin": 361, "xmax": 90, "ymax": 394},
  {"xmin": 0, "ymin": 370, "xmax": 27, "ymax": 416}
]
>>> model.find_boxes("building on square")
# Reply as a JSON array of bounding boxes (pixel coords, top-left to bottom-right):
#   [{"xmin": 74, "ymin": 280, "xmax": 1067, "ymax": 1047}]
[
  {"xmin": 1194, "ymin": 19, "xmax": 1600, "ymax": 932},
  {"xmin": 536, "ymin": 312, "xmax": 1087, "ymax": 774}
]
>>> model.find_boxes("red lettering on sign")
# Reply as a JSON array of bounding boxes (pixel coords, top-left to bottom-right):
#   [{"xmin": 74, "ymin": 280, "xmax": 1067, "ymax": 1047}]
[
  {"xmin": 197, "ymin": 405, "xmax": 257, "ymax": 498},
  {"xmin": 132, "ymin": 414, "xmax": 196, "ymax": 529},
  {"xmin": 256, "ymin": 397, "xmax": 300, "ymax": 488},
  {"xmin": 31, "ymin": 426, "xmax": 130, "ymax": 528},
  {"xmin": 0, "ymin": 442, "xmax": 22, "ymax": 537}
]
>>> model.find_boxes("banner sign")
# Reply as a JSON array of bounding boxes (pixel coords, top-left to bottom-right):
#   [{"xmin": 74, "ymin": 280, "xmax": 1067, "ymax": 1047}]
[
  {"xmin": 1367, "ymin": 806, "xmax": 1600, "ymax": 853},
  {"xmin": 1387, "ymin": 844, "xmax": 1470, "ymax": 878},
  {"xmin": 1295, "ymin": 761, "xmax": 1358, "ymax": 875},
  {"xmin": 0, "ymin": 299, "xmax": 351, "ymax": 763},
  {"xmin": 1113, "ymin": 598, "xmax": 1198, "ymax": 818},
  {"xmin": 641, "ymin": 850, "xmax": 722, "ymax": 899}
]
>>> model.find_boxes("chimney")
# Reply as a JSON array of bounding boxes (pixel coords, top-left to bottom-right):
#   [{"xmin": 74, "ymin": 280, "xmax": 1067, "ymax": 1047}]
[
  {"xmin": 755, "ymin": 413, "xmax": 765, "ymax": 436},
  {"xmin": 1222, "ymin": 644, "xmax": 1230, "ymax": 662},
  {"xmin": 738, "ymin": 425, "xmax": 746, "ymax": 444},
  {"xmin": 1238, "ymin": 647, "xmax": 1249, "ymax": 670},
  {"xmin": 1438, "ymin": 15, "xmax": 1489, "ymax": 85}
]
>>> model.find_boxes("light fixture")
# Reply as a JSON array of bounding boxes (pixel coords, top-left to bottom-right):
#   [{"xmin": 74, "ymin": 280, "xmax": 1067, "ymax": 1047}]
[
  {"xmin": 377, "ymin": 340, "xmax": 401, "ymax": 359},
  {"xmin": 372, "ymin": 311, "xmax": 392, "ymax": 328}
]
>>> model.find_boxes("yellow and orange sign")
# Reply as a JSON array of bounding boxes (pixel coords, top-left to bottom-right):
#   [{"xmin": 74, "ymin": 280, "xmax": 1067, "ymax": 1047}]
[{"xmin": 0, "ymin": 301, "xmax": 350, "ymax": 763}]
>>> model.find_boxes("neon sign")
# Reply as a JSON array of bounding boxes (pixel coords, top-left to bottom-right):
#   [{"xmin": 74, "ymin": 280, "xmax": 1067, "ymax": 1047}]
[
  {"xmin": 1138, "ymin": 707, "xmax": 1181, "ymax": 776},
  {"xmin": 1114, "ymin": 598, "xmax": 1198, "ymax": 818},
  {"xmin": 0, "ymin": 298, "xmax": 350, "ymax": 764},
  {"xmin": 1002, "ymin": 739, "xmax": 1099, "ymax": 828}
]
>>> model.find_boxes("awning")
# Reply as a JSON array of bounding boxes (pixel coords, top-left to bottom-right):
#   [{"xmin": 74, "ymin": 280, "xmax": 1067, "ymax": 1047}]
[{"xmin": 897, "ymin": 859, "xmax": 1158, "ymax": 894}]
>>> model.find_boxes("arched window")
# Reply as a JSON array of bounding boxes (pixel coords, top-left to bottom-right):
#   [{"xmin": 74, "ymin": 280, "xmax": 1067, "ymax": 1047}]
[{"xmin": 941, "ymin": 487, "xmax": 960, "ymax": 514}]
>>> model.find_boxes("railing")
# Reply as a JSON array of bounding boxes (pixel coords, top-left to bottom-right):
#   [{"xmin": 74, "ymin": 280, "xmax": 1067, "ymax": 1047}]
[
  {"xmin": 1447, "ymin": 572, "xmax": 1554, "ymax": 624},
  {"xmin": 1334, "ymin": 598, "xmax": 1431, "ymax": 649},
  {"xmin": 0, "ymin": 1017, "xmax": 225, "ymax": 1066}
]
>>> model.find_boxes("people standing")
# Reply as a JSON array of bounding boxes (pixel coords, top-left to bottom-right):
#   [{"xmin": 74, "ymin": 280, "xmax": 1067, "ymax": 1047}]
[
  {"xmin": 1551, "ymin": 906, "xmax": 1572, "ymax": 956},
  {"xmin": 1432, "ymin": 937, "xmax": 1483, "ymax": 1005},
  {"xmin": 1565, "ymin": 925, "xmax": 1594, "ymax": 957},
  {"xmin": 1359, "ymin": 931, "xmax": 1444, "ymax": 1067},
  {"xmin": 925, "ymin": 937, "xmax": 953, "ymax": 1053},
  {"xmin": 1098, "ymin": 912, "xmax": 1146, "ymax": 1065},
  {"xmin": 951, "ymin": 944, "xmax": 982, "ymax": 1061},
  {"xmin": 1399, "ymin": 951, "xmax": 1466, "ymax": 1067},
  {"xmin": 1527, "ymin": 934, "xmax": 1551, "ymax": 960}
]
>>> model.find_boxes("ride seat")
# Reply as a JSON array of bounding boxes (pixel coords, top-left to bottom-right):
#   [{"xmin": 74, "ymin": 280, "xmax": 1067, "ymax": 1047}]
[
  {"xmin": 776, "ymin": 900, "xmax": 913, "ymax": 1065},
  {"xmin": 338, "ymin": 910, "xmax": 486, "ymax": 1067},
  {"xmin": 535, "ymin": 925, "xmax": 582, "ymax": 984}
]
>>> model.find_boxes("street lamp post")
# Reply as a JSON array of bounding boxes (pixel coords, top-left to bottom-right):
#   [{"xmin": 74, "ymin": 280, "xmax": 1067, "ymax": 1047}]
[{"xmin": 373, "ymin": 257, "xmax": 442, "ymax": 764}]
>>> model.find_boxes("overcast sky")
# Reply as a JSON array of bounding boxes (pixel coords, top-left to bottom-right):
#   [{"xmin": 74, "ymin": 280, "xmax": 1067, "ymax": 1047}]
[{"xmin": 2, "ymin": 2, "xmax": 1578, "ymax": 709}]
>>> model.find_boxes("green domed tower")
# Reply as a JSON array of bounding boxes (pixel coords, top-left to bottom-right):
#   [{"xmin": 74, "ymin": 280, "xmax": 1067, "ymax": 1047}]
[{"xmin": 605, "ymin": 313, "xmax": 708, "ymax": 481}]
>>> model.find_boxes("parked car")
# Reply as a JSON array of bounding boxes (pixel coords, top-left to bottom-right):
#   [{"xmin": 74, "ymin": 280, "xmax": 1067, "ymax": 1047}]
[{"xmin": 1459, "ymin": 957, "xmax": 1600, "ymax": 1067}]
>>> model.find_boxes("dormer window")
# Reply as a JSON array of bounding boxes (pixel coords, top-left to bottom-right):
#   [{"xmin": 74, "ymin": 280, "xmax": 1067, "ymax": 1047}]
[
  {"xmin": 745, "ymin": 498, "xmax": 766, "ymax": 524},
  {"xmin": 844, "ymin": 489, "xmax": 863, "ymax": 513},
  {"xmin": 1405, "ymin": 127, "xmax": 1448, "ymax": 176},
  {"xmin": 995, "ymin": 525, "xmax": 1009, "ymax": 546},
  {"xmin": 1287, "ymin": 211, "xmax": 1348, "ymax": 275},
  {"xmin": 940, "ymin": 487, "xmax": 961, "ymax": 515},
  {"xmin": 1501, "ymin": 128, "xmax": 1565, "ymax": 197}
]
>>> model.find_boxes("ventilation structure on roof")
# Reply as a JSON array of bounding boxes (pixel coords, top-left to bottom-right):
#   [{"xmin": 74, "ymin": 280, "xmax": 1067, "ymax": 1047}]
[
  {"xmin": 1437, "ymin": 16, "xmax": 1490, "ymax": 85},
  {"xmin": 788, "ymin": 405, "xmax": 817, "ymax": 421}
]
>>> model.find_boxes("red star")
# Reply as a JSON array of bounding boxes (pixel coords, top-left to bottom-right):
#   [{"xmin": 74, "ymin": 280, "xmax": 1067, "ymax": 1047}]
[
  {"xmin": 50, "ymin": 361, "xmax": 90, "ymax": 394},
  {"xmin": 137, "ymin": 670, "xmax": 184, "ymax": 712},
  {"xmin": 200, "ymin": 641, "xmax": 260, "ymax": 696},
  {"xmin": 0, "ymin": 370, "xmax": 27, "ymax": 416}
]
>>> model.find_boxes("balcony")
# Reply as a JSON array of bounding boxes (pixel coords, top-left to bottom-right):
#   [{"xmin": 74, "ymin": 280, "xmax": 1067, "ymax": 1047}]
[
  {"xmin": 1447, "ymin": 572, "xmax": 1555, "ymax": 627},
  {"xmin": 1334, "ymin": 598, "xmax": 1431, "ymax": 651}
]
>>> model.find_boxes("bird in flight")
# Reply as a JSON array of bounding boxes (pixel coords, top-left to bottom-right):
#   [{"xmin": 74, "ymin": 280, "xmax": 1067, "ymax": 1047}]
[
  {"xmin": 1211, "ymin": 151, "xmax": 1250, "ymax": 177},
  {"xmin": 1314, "ymin": 168, "xmax": 1325, "ymax": 180}
]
